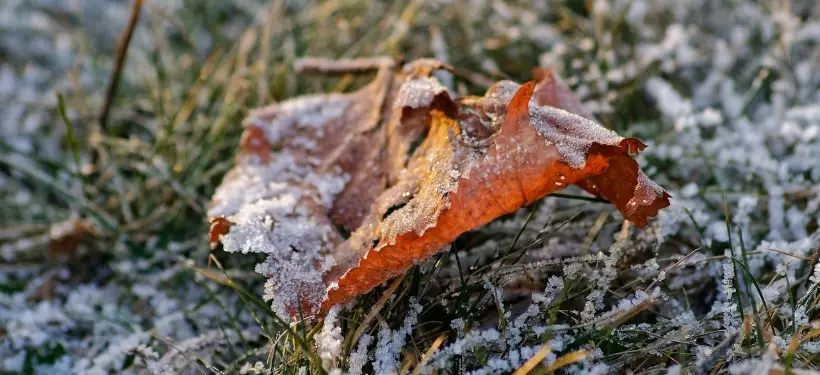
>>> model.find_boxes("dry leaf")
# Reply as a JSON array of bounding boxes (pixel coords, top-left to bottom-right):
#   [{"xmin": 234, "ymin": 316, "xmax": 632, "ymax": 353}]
[
  {"xmin": 207, "ymin": 58, "xmax": 670, "ymax": 318},
  {"xmin": 47, "ymin": 217, "xmax": 89, "ymax": 262}
]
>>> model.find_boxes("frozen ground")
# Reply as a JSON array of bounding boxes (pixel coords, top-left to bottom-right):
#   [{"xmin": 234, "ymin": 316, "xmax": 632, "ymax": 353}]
[{"xmin": 1, "ymin": 0, "xmax": 819, "ymax": 374}]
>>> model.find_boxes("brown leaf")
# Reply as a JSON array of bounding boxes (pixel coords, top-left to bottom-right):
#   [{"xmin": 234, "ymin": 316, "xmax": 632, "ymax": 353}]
[
  {"xmin": 528, "ymin": 68, "xmax": 671, "ymax": 227},
  {"xmin": 47, "ymin": 217, "xmax": 89, "ymax": 262},
  {"xmin": 207, "ymin": 58, "xmax": 670, "ymax": 318}
]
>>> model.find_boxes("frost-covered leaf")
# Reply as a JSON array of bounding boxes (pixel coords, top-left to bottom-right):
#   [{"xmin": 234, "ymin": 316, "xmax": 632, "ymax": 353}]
[{"xmin": 207, "ymin": 58, "xmax": 670, "ymax": 318}]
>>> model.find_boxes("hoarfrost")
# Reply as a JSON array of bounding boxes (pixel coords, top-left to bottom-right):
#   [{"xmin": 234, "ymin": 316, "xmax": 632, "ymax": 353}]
[
  {"xmin": 374, "ymin": 299, "xmax": 423, "ymax": 374},
  {"xmin": 208, "ymin": 149, "xmax": 349, "ymax": 318},
  {"xmin": 528, "ymin": 105, "xmax": 623, "ymax": 169},
  {"xmin": 395, "ymin": 76, "xmax": 449, "ymax": 109},
  {"xmin": 316, "ymin": 306, "xmax": 344, "ymax": 368},
  {"xmin": 347, "ymin": 334, "xmax": 372, "ymax": 375}
]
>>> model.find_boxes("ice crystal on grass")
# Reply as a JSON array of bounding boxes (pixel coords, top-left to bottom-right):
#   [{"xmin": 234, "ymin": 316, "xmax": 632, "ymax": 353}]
[
  {"xmin": 582, "ymin": 233, "xmax": 629, "ymax": 322},
  {"xmin": 347, "ymin": 334, "xmax": 372, "ymax": 375},
  {"xmin": 720, "ymin": 249, "xmax": 739, "ymax": 333},
  {"xmin": 428, "ymin": 329, "xmax": 502, "ymax": 368},
  {"xmin": 239, "ymin": 361, "xmax": 267, "ymax": 375},
  {"xmin": 464, "ymin": 345, "xmax": 541, "ymax": 375},
  {"xmin": 316, "ymin": 306, "xmax": 344, "ymax": 368},
  {"xmin": 374, "ymin": 299, "xmax": 423, "ymax": 374},
  {"xmin": 509, "ymin": 276, "xmax": 563, "ymax": 345},
  {"xmin": 82, "ymin": 332, "xmax": 151, "ymax": 375}
]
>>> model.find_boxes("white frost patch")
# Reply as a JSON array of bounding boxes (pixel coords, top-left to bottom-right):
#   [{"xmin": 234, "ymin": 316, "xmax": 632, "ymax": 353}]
[
  {"xmin": 430, "ymin": 329, "xmax": 501, "ymax": 362},
  {"xmin": 208, "ymin": 151, "xmax": 349, "ymax": 319},
  {"xmin": 645, "ymin": 77, "xmax": 692, "ymax": 120},
  {"xmin": 239, "ymin": 361, "xmax": 266, "ymax": 374},
  {"xmin": 528, "ymin": 104, "xmax": 624, "ymax": 168},
  {"xmin": 315, "ymin": 306, "xmax": 344, "ymax": 368},
  {"xmin": 508, "ymin": 276, "xmax": 563, "ymax": 345},
  {"xmin": 247, "ymin": 94, "xmax": 352, "ymax": 145},
  {"xmin": 374, "ymin": 299, "xmax": 423, "ymax": 374},
  {"xmin": 395, "ymin": 76, "xmax": 449, "ymax": 109},
  {"xmin": 347, "ymin": 334, "xmax": 372, "ymax": 375},
  {"xmin": 79, "ymin": 331, "xmax": 150, "ymax": 375},
  {"xmin": 590, "ymin": 288, "xmax": 661, "ymax": 329}
]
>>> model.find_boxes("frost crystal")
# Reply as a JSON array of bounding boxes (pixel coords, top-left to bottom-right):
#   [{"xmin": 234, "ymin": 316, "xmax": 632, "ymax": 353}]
[
  {"xmin": 374, "ymin": 299, "xmax": 423, "ymax": 374},
  {"xmin": 347, "ymin": 334, "xmax": 372, "ymax": 375},
  {"xmin": 209, "ymin": 150, "xmax": 348, "ymax": 318},
  {"xmin": 528, "ymin": 105, "xmax": 623, "ymax": 169},
  {"xmin": 239, "ymin": 362, "xmax": 267, "ymax": 375},
  {"xmin": 315, "ymin": 306, "xmax": 344, "ymax": 368},
  {"xmin": 395, "ymin": 76, "xmax": 449, "ymax": 109},
  {"xmin": 719, "ymin": 249, "xmax": 738, "ymax": 332}
]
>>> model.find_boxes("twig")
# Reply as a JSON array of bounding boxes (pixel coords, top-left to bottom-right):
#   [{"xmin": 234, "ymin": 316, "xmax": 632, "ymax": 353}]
[
  {"xmin": 548, "ymin": 192, "xmax": 608, "ymax": 203},
  {"xmin": 99, "ymin": 0, "xmax": 144, "ymax": 129},
  {"xmin": 294, "ymin": 56, "xmax": 395, "ymax": 74}
]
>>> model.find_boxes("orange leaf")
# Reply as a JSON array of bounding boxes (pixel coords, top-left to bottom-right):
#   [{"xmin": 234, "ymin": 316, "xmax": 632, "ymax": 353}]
[
  {"xmin": 207, "ymin": 58, "xmax": 670, "ymax": 318},
  {"xmin": 208, "ymin": 217, "xmax": 232, "ymax": 249}
]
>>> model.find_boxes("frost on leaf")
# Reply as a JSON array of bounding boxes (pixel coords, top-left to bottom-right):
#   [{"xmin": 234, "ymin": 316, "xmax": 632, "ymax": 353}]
[{"xmin": 207, "ymin": 58, "xmax": 670, "ymax": 318}]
